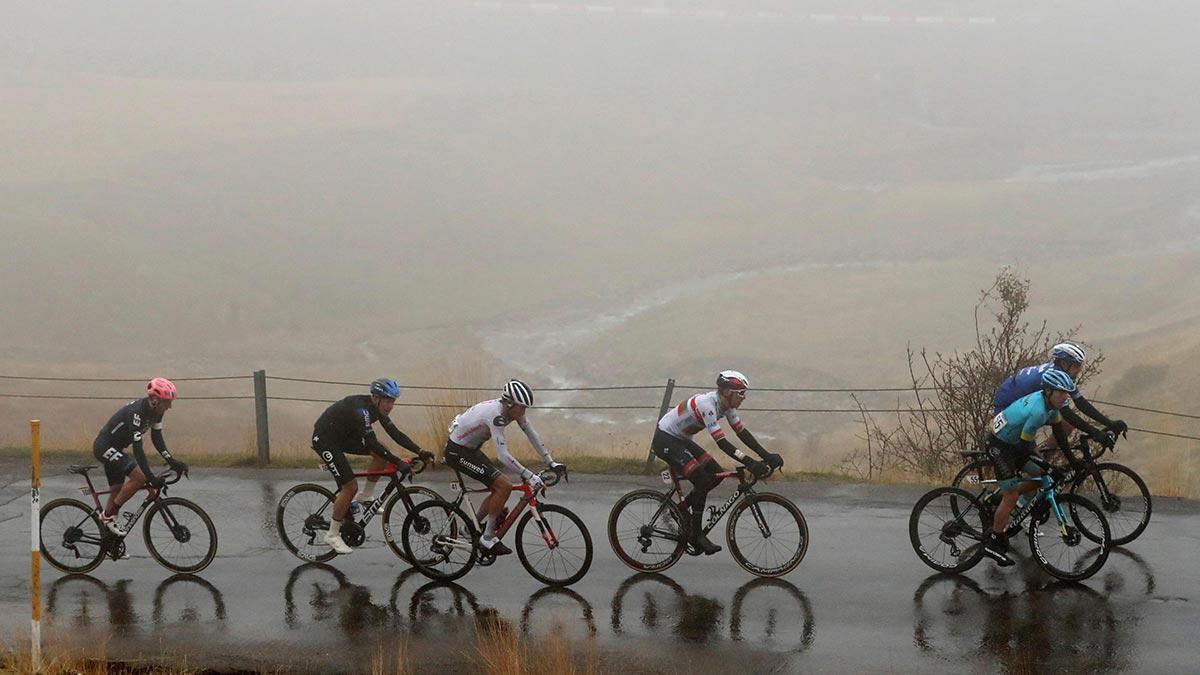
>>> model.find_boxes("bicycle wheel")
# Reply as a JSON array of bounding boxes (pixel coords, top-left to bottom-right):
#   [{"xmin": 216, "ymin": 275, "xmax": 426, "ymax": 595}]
[
  {"xmin": 143, "ymin": 497, "xmax": 218, "ymax": 574},
  {"xmin": 1070, "ymin": 463, "xmax": 1151, "ymax": 546},
  {"xmin": 949, "ymin": 460, "xmax": 998, "ymax": 535},
  {"xmin": 382, "ymin": 485, "xmax": 442, "ymax": 562},
  {"xmin": 1028, "ymin": 493, "xmax": 1110, "ymax": 582},
  {"xmin": 402, "ymin": 500, "xmax": 478, "ymax": 582},
  {"xmin": 277, "ymin": 483, "xmax": 338, "ymax": 563},
  {"xmin": 909, "ymin": 487, "xmax": 987, "ymax": 574},
  {"xmin": 726, "ymin": 493, "xmax": 809, "ymax": 578},
  {"xmin": 515, "ymin": 503, "xmax": 594, "ymax": 586},
  {"xmin": 606, "ymin": 489, "xmax": 686, "ymax": 573},
  {"xmin": 40, "ymin": 499, "xmax": 106, "ymax": 574}
]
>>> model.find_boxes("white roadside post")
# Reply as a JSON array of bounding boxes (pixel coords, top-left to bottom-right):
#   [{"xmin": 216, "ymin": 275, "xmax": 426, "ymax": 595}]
[{"xmin": 30, "ymin": 419, "xmax": 41, "ymax": 672}]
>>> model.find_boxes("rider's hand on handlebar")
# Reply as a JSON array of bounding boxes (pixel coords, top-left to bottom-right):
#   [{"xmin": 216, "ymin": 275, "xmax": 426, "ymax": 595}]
[
  {"xmin": 525, "ymin": 470, "xmax": 546, "ymax": 492},
  {"xmin": 417, "ymin": 449, "xmax": 436, "ymax": 463},
  {"xmin": 147, "ymin": 474, "xmax": 167, "ymax": 490},
  {"xmin": 762, "ymin": 452, "xmax": 784, "ymax": 470},
  {"xmin": 168, "ymin": 458, "xmax": 188, "ymax": 477},
  {"xmin": 1097, "ymin": 431, "xmax": 1117, "ymax": 451},
  {"xmin": 1106, "ymin": 420, "xmax": 1128, "ymax": 439},
  {"xmin": 746, "ymin": 459, "xmax": 770, "ymax": 479}
]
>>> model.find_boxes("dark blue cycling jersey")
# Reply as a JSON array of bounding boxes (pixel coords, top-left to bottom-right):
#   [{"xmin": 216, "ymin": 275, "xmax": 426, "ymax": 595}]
[
  {"xmin": 993, "ymin": 362, "xmax": 1081, "ymax": 412},
  {"xmin": 312, "ymin": 394, "xmax": 420, "ymax": 459},
  {"xmin": 92, "ymin": 397, "xmax": 174, "ymax": 482}
]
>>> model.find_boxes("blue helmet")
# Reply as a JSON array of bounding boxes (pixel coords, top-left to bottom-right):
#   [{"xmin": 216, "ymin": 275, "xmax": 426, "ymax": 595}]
[
  {"xmin": 369, "ymin": 378, "xmax": 401, "ymax": 399},
  {"xmin": 1041, "ymin": 368, "xmax": 1077, "ymax": 393}
]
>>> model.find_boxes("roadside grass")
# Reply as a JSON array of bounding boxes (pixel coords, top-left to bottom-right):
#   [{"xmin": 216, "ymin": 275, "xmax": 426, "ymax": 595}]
[{"xmin": 474, "ymin": 620, "xmax": 598, "ymax": 675}]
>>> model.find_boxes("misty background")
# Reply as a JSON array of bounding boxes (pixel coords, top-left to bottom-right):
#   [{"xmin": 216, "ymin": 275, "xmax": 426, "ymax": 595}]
[{"xmin": 2, "ymin": 2, "xmax": 1197, "ymax": 487}]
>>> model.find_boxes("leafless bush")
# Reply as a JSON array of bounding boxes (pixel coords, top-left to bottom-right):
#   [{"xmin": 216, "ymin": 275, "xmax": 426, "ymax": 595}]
[{"xmin": 842, "ymin": 268, "xmax": 1103, "ymax": 480}]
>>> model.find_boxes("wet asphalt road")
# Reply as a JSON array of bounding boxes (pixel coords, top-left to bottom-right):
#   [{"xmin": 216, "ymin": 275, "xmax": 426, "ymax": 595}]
[{"xmin": 2, "ymin": 462, "xmax": 1197, "ymax": 673}]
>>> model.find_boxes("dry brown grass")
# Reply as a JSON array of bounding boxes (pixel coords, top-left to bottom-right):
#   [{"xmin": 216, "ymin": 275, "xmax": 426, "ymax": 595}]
[
  {"xmin": 369, "ymin": 639, "xmax": 411, "ymax": 675},
  {"xmin": 0, "ymin": 641, "xmax": 193, "ymax": 675},
  {"xmin": 475, "ymin": 620, "xmax": 598, "ymax": 675}
]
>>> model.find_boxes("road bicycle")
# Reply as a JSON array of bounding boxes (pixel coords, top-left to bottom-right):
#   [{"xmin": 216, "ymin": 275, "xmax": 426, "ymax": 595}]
[
  {"xmin": 277, "ymin": 457, "xmax": 436, "ymax": 563},
  {"xmin": 400, "ymin": 467, "xmax": 593, "ymax": 586},
  {"xmin": 910, "ymin": 459, "xmax": 1111, "ymax": 581},
  {"xmin": 607, "ymin": 465, "xmax": 808, "ymax": 577},
  {"xmin": 40, "ymin": 465, "xmax": 217, "ymax": 574},
  {"xmin": 951, "ymin": 434, "xmax": 1151, "ymax": 546}
]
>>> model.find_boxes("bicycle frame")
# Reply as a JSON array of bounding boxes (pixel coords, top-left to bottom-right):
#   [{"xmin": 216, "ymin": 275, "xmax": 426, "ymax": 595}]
[
  {"xmin": 76, "ymin": 468, "xmax": 169, "ymax": 536},
  {"xmin": 444, "ymin": 469, "xmax": 560, "ymax": 549},
  {"xmin": 657, "ymin": 467, "xmax": 766, "ymax": 536},
  {"xmin": 967, "ymin": 472, "xmax": 1071, "ymax": 535}
]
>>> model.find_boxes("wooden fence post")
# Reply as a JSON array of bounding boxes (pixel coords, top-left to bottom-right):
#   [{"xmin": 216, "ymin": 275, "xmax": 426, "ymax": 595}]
[
  {"xmin": 253, "ymin": 370, "xmax": 270, "ymax": 464},
  {"xmin": 644, "ymin": 379, "xmax": 676, "ymax": 471}
]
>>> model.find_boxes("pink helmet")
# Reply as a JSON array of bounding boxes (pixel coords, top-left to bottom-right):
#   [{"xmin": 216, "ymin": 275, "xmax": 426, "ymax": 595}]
[{"xmin": 147, "ymin": 377, "xmax": 177, "ymax": 401}]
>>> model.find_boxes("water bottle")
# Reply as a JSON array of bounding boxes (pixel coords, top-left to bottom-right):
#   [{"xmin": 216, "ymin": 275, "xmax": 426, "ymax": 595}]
[{"xmin": 350, "ymin": 501, "xmax": 363, "ymax": 516}]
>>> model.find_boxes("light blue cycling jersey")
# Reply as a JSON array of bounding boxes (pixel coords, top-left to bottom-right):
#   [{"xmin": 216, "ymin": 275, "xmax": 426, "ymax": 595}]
[
  {"xmin": 990, "ymin": 390, "xmax": 1063, "ymax": 445},
  {"xmin": 993, "ymin": 362, "xmax": 1081, "ymax": 412}
]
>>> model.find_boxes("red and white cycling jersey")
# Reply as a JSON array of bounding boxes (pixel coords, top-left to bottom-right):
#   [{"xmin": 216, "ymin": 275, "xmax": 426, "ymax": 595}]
[
  {"xmin": 448, "ymin": 399, "xmax": 552, "ymax": 477},
  {"xmin": 657, "ymin": 391, "xmax": 744, "ymax": 442}
]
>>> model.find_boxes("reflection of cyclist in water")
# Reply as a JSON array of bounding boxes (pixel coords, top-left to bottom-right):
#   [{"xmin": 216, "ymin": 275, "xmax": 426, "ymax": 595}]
[{"xmin": 46, "ymin": 576, "xmax": 139, "ymax": 636}]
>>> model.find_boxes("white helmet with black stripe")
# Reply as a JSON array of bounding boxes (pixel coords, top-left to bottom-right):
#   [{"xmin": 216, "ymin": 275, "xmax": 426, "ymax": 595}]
[{"xmin": 501, "ymin": 379, "xmax": 535, "ymax": 407}]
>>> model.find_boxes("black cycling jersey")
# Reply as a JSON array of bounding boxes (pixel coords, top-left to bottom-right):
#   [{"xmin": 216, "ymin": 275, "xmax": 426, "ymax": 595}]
[
  {"xmin": 92, "ymin": 397, "xmax": 174, "ymax": 483},
  {"xmin": 312, "ymin": 394, "xmax": 421, "ymax": 460}
]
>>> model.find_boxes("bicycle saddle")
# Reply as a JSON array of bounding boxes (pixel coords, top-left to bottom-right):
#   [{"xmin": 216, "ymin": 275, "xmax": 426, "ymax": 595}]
[{"xmin": 67, "ymin": 464, "xmax": 99, "ymax": 475}]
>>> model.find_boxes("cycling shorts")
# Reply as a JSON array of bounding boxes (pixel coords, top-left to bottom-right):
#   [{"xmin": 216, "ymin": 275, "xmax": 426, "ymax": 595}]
[
  {"xmin": 442, "ymin": 439, "xmax": 502, "ymax": 487},
  {"xmin": 985, "ymin": 435, "xmax": 1042, "ymax": 483},
  {"xmin": 92, "ymin": 442, "xmax": 136, "ymax": 486},
  {"xmin": 312, "ymin": 435, "xmax": 368, "ymax": 488},
  {"xmin": 650, "ymin": 428, "xmax": 716, "ymax": 478}
]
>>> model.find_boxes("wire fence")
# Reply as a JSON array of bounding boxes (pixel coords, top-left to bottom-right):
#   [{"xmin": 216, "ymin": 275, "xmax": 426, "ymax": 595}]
[{"xmin": 3, "ymin": 371, "xmax": 1199, "ymax": 455}]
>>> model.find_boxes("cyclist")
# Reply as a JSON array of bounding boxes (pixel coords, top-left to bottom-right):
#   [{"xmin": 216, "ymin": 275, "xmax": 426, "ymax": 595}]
[
  {"xmin": 442, "ymin": 379, "xmax": 564, "ymax": 557},
  {"xmin": 651, "ymin": 371, "xmax": 783, "ymax": 555},
  {"xmin": 993, "ymin": 342, "xmax": 1128, "ymax": 457},
  {"xmin": 981, "ymin": 368, "xmax": 1076, "ymax": 566},
  {"xmin": 92, "ymin": 378, "xmax": 188, "ymax": 536},
  {"xmin": 312, "ymin": 378, "xmax": 433, "ymax": 554}
]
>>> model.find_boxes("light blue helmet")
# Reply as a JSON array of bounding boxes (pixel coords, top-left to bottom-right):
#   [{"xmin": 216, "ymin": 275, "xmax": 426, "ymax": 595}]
[
  {"xmin": 1041, "ymin": 368, "xmax": 1077, "ymax": 393},
  {"xmin": 369, "ymin": 378, "xmax": 401, "ymax": 399}
]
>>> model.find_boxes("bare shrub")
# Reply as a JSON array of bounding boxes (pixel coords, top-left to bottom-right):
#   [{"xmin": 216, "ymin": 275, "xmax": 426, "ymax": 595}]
[{"xmin": 842, "ymin": 268, "xmax": 1103, "ymax": 480}]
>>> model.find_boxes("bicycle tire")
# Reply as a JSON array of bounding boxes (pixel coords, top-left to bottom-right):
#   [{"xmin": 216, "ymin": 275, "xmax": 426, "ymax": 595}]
[
  {"xmin": 382, "ymin": 485, "xmax": 442, "ymax": 563},
  {"xmin": 402, "ymin": 499, "xmax": 478, "ymax": 582},
  {"xmin": 143, "ymin": 497, "xmax": 218, "ymax": 574},
  {"xmin": 1070, "ymin": 463, "xmax": 1151, "ymax": 546},
  {"xmin": 909, "ymin": 487, "xmax": 987, "ymax": 574},
  {"xmin": 726, "ymin": 492, "xmax": 808, "ymax": 578},
  {"xmin": 515, "ymin": 503, "xmax": 594, "ymax": 586},
  {"xmin": 1028, "ymin": 493, "xmax": 1110, "ymax": 581},
  {"xmin": 40, "ymin": 498, "xmax": 106, "ymax": 574},
  {"xmin": 606, "ymin": 489, "xmax": 687, "ymax": 573},
  {"xmin": 276, "ymin": 483, "xmax": 338, "ymax": 563}
]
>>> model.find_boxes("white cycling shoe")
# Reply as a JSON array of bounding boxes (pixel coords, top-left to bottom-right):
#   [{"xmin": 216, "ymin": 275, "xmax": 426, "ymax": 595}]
[
  {"xmin": 324, "ymin": 532, "xmax": 353, "ymax": 555},
  {"xmin": 99, "ymin": 513, "xmax": 127, "ymax": 538}
]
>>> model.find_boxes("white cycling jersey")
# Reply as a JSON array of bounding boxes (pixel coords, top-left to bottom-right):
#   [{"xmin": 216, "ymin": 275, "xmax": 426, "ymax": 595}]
[
  {"xmin": 658, "ymin": 391, "xmax": 744, "ymax": 442},
  {"xmin": 448, "ymin": 399, "xmax": 553, "ymax": 478}
]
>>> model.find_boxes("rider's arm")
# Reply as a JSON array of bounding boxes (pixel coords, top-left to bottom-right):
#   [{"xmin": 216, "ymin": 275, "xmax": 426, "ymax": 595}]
[
  {"xmin": 492, "ymin": 425, "xmax": 534, "ymax": 480},
  {"xmin": 735, "ymin": 428, "xmax": 770, "ymax": 459},
  {"xmin": 378, "ymin": 416, "xmax": 423, "ymax": 454},
  {"xmin": 515, "ymin": 416, "xmax": 554, "ymax": 464},
  {"xmin": 1059, "ymin": 406, "xmax": 1106, "ymax": 440},
  {"xmin": 358, "ymin": 409, "xmax": 406, "ymax": 466},
  {"xmin": 1049, "ymin": 417, "xmax": 1076, "ymax": 464},
  {"xmin": 1073, "ymin": 395, "xmax": 1116, "ymax": 428},
  {"xmin": 127, "ymin": 407, "xmax": 156, "ymax": 481},
  {"xmin": 149, "ymin": 422, "xmax": 175, "ymax": 462}
]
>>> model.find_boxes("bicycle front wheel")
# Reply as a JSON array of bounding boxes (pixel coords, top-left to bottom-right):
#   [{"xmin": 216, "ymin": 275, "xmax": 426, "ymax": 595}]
[
  {"xmin": 40, "ymin": 498, "xmax": 106, "ymax": 574},
  {"xmin": 276, "ymin": 483, "xmax": 338, "ymax": 563},
  {"xmin": 1029, "ymin": 493, "xmax": 1110, "ymax": 582},
  {"xmin": 606, "ymin": 489, "xmax": 686, "ymax": 573},
  {"xmin": 516, "ymin": 504, "xmax": 594, "ymax": 586},
  {"xmin": 909, "ymin": 487, "xmax": 987, "ymax": 574},
  {"xmin": 143, "ymin": 497, "xmax": 218, "ymax": 574},
  {"xmin": 383, "ymin": 485, "xmax": 442, "ymax": 563},
  {"xmin": 402, "ymin": 500, "xmax": 478, "ymax": 582},
  {"xmin": 726, "ymin": 493, "xmax": 809, "ymax": 578},
  {"xmin": 1070, "ymin": 463, "xmax": 1151, "ymax": 546}
]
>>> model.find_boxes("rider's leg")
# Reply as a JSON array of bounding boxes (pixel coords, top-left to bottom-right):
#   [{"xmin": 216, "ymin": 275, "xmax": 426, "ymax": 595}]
[
  {"xmin": 332, "ymin": 478, "xmax": 358, "ymax": 522},
  {"xmin": 106, "ymin": 466, "xmax": 147, "ymax": 517},
  {"xmin": 684, "ymin": 463, "xmax": 722, "ymax": 554},
  {"xmin": 481, "ymin": 475, "xmax": 513, "ymax": 531},
  {"xmin": 358, "ymin": 454, "xmax": 389, "ymax": 503}
]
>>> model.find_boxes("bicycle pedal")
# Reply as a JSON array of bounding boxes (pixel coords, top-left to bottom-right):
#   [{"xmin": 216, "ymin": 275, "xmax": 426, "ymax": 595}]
[{"xmin": 477, "ymin": 552, "xmax": 496, "ymax": 566}]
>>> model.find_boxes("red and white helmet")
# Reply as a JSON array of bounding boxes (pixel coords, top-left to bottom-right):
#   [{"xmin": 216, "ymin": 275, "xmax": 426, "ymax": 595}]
[
  {"xmin": 147, "ymin": 377, "xmax": 177, "ymax": 401},
  {"xmin": 716, "ymin": 370, "xmax": 749, "ymax": 392}
]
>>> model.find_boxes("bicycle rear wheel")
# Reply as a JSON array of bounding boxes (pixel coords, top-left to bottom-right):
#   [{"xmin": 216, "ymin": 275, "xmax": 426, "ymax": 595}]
[
  {"xmin": 909, "ymin": 487, "xmax": 987, "ymax": 574},
  {"xmin": 40, "ymin": 498, "xmax": 106, "ymax": 574},
  {"xmin": 1028, "ymin": 493, "xmax": 1110, "ymax": 581},
  {"xmin": 276, "ymin": 483, "xmax": 338, "ymax": 563},
  {"xmin": 1070, "ymin": 463, "xmax": 1151, "ymax": 546},
  {"xmin": 515, "ymin": 504, "xmax": 594, "ymax": 586},
  {"xmin": 949, "ymin": 460, "xmax": 998, "ymax": 537},
  {"xmin": 383, "ymin": 485, "xmax": 442, "ymax": 563},
  {"xmin": 143, "ymin": 497, "xmax": 218, "ymax": 574},
  {"xmin": 402, "ymin": 500, "xmax": 478, "ymax": 582},
  {"xmin": 606, "ymin": 489, "xmax": 686, "ymax": 573},
  {"xmin": 726, "ymin": 493, "xmax": 808, "ymax": 578}
]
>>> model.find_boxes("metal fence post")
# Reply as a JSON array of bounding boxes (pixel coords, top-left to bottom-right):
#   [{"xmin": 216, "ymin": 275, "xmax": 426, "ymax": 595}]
[
  {"xmin": 30, "ymin": 419, "xmax": 41, "ymax": 672},
  {"xmin": 645, "ymin": 378, "xmax": 676, "ymax": 471},
  {"xmin": 253, "ymin": 370, "xmax": 270, "ymax": 464}
]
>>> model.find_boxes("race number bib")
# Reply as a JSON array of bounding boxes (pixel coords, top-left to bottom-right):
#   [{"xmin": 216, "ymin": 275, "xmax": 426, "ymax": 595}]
[{"xmin": 991, "ymin": 413, "xmax": 1008, "ymax": 434}]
